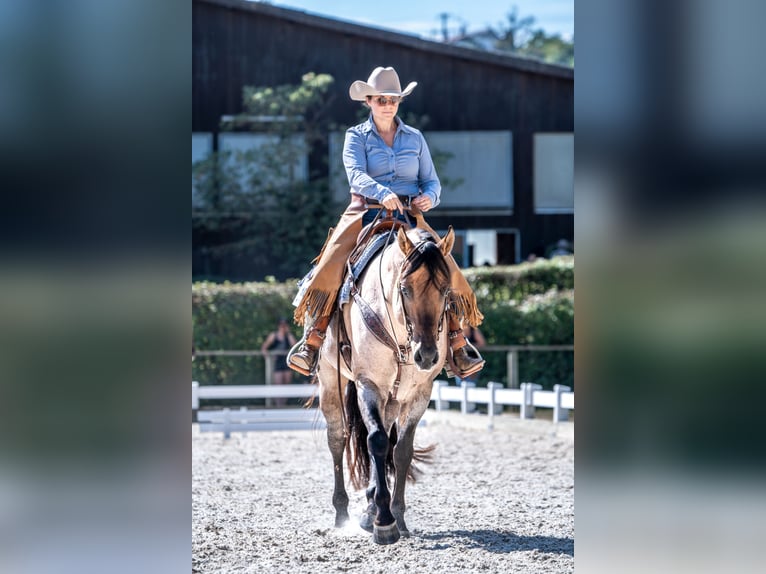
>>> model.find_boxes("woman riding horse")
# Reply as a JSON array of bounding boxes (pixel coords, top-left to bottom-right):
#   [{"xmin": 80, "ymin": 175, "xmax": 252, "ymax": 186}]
[{"xmin": 288, "ymin": 66, "xmax": 485, "ymax": 379}]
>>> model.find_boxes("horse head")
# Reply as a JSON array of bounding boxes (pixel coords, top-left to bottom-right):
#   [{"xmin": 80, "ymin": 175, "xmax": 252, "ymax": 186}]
[{"xmin": 396, "ymin": 227, "xmax": 455, "ymax": 371}]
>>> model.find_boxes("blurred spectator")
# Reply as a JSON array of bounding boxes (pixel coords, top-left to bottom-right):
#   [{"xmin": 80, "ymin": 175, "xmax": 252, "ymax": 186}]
[
  {"xmin": 549, "ymin": 238, "xmax": 574, "ymax": 257},
  {"xmin": 261, "ymin": 318, "xmax": 298, "ymax": 406}
]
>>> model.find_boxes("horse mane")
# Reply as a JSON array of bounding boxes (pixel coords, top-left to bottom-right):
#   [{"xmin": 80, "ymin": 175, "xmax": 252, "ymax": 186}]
[{"xmin": 400, "ymin": 229, "xmax": 450, "ymax": 292}]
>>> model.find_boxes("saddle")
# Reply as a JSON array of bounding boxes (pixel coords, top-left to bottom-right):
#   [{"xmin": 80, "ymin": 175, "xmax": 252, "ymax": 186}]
[{"xmin": 339, "ymin": 227, "xmax": 396, "ymax": 306}]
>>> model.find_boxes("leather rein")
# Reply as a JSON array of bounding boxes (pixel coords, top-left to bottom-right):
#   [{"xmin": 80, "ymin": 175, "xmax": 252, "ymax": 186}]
[{"xmin": 347, "ymin": 223, "xmax": 445, "ymax": 401}]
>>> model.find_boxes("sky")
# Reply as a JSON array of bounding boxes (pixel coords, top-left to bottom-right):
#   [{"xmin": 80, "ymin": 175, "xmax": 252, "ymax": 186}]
[{"xmin": 263, "ymin": 1, "xmax": 574, "ymax": 41}]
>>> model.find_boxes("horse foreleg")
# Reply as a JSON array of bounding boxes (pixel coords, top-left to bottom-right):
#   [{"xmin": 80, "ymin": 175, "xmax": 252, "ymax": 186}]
[
  {"xmin": 320, "ymin": 377, "xmax": 349, "ymax": 528},
  {"xmin": 357, "ymin": 382, "xmax": 399, "ymax": 545}
]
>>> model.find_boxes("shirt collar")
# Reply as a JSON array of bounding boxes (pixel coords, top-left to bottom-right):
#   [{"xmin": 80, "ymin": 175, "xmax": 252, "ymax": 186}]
[{"xmin": 363, "ymin": 115, "xmax": 413, "ymax": 136}]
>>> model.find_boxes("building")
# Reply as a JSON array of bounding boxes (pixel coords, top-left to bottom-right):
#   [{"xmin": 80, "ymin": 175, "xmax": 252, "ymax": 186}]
[{"xmin": 193, "ymin": 0, "xmax": 573, "ymax": 277}]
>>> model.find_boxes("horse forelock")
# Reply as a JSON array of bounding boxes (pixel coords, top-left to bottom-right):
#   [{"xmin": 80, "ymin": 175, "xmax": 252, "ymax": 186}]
[{"xmin": 400, "ymin": 233, "xmax": 450, "ymax": 292}]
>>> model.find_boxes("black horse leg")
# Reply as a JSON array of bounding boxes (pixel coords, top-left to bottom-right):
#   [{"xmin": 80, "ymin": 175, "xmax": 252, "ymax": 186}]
[
  {"xmin": 359, "ymin": 484, "xmax": 377, "ymax": 533},
  {"xmin": 357, "ymin": 382, "xmax": 399, "ymax": 545}
]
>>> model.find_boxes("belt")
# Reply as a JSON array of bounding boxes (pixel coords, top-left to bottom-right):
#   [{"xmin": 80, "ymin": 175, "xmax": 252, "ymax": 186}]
[{"xmin": 349, "ymin": 193, "xmax": 416, "ymax": 208}]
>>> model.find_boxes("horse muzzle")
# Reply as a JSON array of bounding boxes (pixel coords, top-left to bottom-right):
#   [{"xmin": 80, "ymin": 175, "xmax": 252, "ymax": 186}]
[{"xmin": 412, "ymin": 341, "xmax": 439, "ymax": 370}]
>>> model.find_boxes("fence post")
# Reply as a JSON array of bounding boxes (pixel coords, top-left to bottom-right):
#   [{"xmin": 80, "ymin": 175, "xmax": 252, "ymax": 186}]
[
  {"xmin": 553, "ymin": 384, "xmax": 571, "ymax": 422},
  {"xmin": 507, "ymin": 351, "xmax": 519, "ymax": 389},
  {"xmin": 488, "ymin": 382, "xmax": 503, "ymax": 415},
  {"xmin": 223, "ymin": 408, "xmax": 231, "ymax": 439},
  {"xmin": 520, "ymin": 382, "xmax": 542, "ymax": 419},
  {"xmin": 487, "ymin": 381, "xmax": 502, "ymax": 430},
  {"xmin": 264, "ymin": 354, "xmax": 274, "ymax": 407},
  {"xmin": 460, "ymin": 381, "xmax": 476, "ymax": 414},
  {"xmin": 192, "ymin": 381, "xmax": 199, "ymax": 423},
  {"xmin": 434, "ymin": 380, "xmax": 448, "ymax": 411}
]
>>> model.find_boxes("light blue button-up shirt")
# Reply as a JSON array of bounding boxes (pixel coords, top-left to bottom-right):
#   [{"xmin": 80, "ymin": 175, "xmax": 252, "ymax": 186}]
[{"xmin": 342, "ymin": 116, "xmax": 441, "ymax": 208}]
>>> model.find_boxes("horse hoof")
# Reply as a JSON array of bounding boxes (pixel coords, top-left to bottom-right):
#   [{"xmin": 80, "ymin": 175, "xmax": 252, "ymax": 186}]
[
  {"xmin": 373, "ymin": 522, "xmax": 400, "ymax": 545},
  {"xmin": 359, "ymin": 513, "xmax": 375, "ymax": 533}
]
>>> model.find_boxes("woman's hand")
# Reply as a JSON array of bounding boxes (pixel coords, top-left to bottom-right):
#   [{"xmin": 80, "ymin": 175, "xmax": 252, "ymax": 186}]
[
  {"xmin": 411, "ymin": 194, "xmax": 433, "ymax": 212},
  {"xmin": 381, "ymin": 192, "xmax": 405, "ymax": 213}
]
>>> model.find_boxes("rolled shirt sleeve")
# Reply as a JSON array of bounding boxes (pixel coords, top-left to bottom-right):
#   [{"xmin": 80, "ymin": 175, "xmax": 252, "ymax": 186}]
[{"xmin": 417, "ymin": 134, "xmax": 441, "ymax": 208}]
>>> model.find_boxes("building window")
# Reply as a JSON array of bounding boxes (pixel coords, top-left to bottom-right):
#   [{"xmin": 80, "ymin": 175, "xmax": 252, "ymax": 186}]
[
  {"xmin": 438, "ymin": 228, "xmax": 520, "ymax": 267},
  {"xmin": 329, "ymin": 131, "xmax": 513, "ymax": 211},
  {"xmin": 534, "ymin": 133, "xmax": 574, "ymax": 214},
  {"xmin": 192, "ymin": 133, "xmax": 213, "ymax": 208}
]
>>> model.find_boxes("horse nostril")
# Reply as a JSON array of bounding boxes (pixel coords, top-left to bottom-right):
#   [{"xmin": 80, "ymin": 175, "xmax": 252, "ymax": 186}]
[{"xmin": 415, "ymin": 349, "xmax": 438, "ymax": 368}]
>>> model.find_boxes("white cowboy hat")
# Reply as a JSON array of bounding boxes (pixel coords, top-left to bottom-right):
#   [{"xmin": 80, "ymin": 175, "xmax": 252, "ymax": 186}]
[{"xmin": 349, "ymin": 67, "xmax": 418, "ymax": 101}]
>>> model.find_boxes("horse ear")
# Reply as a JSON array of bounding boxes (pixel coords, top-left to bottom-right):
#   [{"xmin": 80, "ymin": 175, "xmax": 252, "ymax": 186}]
[
  {"xmin": 437, "ymin": 226, "xmax": 455, "ymax": 256},
  {"xmin": 397, "ymin": 227, "xmax": 414, "ymax": 256}
]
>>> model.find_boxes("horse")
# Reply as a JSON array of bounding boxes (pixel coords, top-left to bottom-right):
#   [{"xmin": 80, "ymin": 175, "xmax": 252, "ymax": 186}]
[{"xmin": 315, "ymin": 223, "xmax": 455, "ymax": 545}]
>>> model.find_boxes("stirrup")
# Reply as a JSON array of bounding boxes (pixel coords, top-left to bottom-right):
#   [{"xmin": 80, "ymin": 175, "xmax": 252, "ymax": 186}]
[
  {"xmin": 287, "ymin": 326, "xmax": 325, "ymax": 376},
  {"xmin": 446, "ymin": 338, "xmax": 485, "ymax": 379},
  {"xmin": 287, "ymin": 343, "xmax": 317, "ymax": 376},
  {"xmin": 452, "ymin": 351, "xmax": 485, "ymax": 378}
]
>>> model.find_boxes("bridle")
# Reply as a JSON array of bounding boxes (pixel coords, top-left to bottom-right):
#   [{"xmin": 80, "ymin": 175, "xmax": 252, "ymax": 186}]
[
  {"xmin": 392, "ymin": 235, "xmax": 448, "ymax": 346},
  {"xmin": 350, "ymin": 224, "xmax": 449, "ymax": 400}
]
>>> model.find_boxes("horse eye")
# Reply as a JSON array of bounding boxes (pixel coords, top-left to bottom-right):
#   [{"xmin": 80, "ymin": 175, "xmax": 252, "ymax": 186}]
[{"xmin": 400, "ymin": 285, "xmax": 411, "ymax": 298}]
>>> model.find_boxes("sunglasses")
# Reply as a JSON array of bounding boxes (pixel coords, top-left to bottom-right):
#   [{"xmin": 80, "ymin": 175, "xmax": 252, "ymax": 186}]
[{"xmin": 371, "ymin": 96, "xmax": 402, "ymax": 106}]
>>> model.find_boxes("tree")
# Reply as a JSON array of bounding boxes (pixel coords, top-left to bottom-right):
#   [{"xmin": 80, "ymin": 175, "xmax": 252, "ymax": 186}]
[
  {"xmin": 192, "ymin": 73, "xmax": 340, "ymax": 281},
  {"xmin": 492, "ymin": 6, "xmax": 536, "ymax": 53},
  {"xmin": 516, "ymin": 30, "xmax": 574, "ymax": 67},
  {"xmin": 452, "ymin": 5, "xmax": 574, "ymax": 67}
]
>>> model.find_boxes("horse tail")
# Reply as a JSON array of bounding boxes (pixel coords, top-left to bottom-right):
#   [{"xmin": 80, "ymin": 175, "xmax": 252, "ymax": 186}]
[
  {"xmin": 303, "ymin": 372, "xmax": 319, "ymax": 408},
  {"xmin": 408, "ymin": 436, "xmax": 437, "ymax": 483},
  {"xmin": 344, "ymin": 382, "xmax": 370, "ymax": 490}
]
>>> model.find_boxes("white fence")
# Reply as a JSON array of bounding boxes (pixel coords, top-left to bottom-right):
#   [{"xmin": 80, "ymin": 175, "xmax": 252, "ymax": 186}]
[
  {"xmin": 193, "ymin": 382, "xmax": 321, "ymax": 437},
  {"xmin": 198, "ymin": 407, "xmax": 326, "ymax": 438},
  {"xmin": 192, "ymin": 382, "xmax": 318, "ymax": 408},
  {"xmin": 430, "ymin": 381, "xmax": 573, "ymax": 430},
  {"xmin": 193, "ymin": 380, "xmax": 573, "ymax": 436}
]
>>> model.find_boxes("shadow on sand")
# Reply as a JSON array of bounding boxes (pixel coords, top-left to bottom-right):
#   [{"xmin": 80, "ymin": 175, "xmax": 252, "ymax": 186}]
[{"xmin": 419, "ymin": 529, "xmax": 573, "ymax": 556}]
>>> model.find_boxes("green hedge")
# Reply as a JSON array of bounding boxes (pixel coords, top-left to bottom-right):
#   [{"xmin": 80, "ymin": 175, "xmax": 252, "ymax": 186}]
[
  {"xmin": 193, "ymin": 257, "xmax": 574, "ymax": 389},
  {"xmin": 192, "ymin": 280, "xmax": 298, "ymax": 389},
  {"xmin": 479, "ymin": 288, "xmax": 574, "ymax": 388},
  {"xmin": 463, "ymin": 256, "xmax": 574, "ymax": 302}
]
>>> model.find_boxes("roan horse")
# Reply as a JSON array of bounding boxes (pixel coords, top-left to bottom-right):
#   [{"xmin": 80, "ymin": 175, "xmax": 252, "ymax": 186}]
[{"xmin": 316, "ymin": 224, "xmax": 455, "ymax": 545}]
